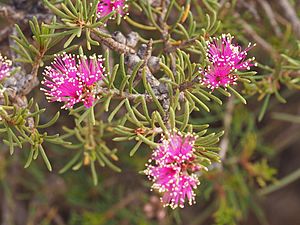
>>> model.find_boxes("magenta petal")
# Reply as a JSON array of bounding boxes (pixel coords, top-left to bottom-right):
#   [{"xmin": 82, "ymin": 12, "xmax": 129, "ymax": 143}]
[
  {"xmin": 97, "ymin": 0, "xmax": 127, "ymax": 18},
  {"xmin": 145, "ymin": 132, "xmax": 200, "ymax": 209},
  {"xmin": 152, "ymin": 133, "xmax": 196, "ymax": 165},
  {"xmin": 41, "ymin": 53, "xmax": 105, "ymax": 109},
  {"xmin": 200, "ymin": 34, "xmax": 255, "ymax": 89},
  {"xmin": 0, "ymin": 54, "xmax": 12, "ymax": 81}
]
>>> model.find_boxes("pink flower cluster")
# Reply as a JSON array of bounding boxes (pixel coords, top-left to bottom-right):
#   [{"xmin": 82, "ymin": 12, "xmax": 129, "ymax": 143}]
[
  {"xmin": 145, "ymin": 132, "xmax": 201, "ymax": 209},
  {"xmin": 200, "ymin": 34, "xmax": 255, "ymax": 89},
  {"xmin": 97, "ymin": 0, "xmax": 127, "ymax": 19},
  {"xmin": 41, "ymin": 53, "xmax": 105, "ymax": 109},
  {"xmin": 0, "ymin": 54, "xmax": 12, "ymax": 81}
]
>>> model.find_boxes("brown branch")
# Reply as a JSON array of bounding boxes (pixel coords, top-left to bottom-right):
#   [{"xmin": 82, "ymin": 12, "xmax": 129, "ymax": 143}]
[
  {"xmin": 0, "ymin": 3, "xmax": 52, "ymax": 26},
  {"xmin": 93, "ymin": 32, "xmax": 136, "ymax": 55},
  {"xmin": 236, "ymin": 0, "xmax": 260, "ymax": 21},
  {"xmin": 91, "ymin": 29, "xmax": 161, "ymax": 88},
  {"xmin": 257, "ymin": 0, "xmax": 282, "ymax": 37},
  {"xmin": 91, "ymin": 28, "xmax": 174, "ymax": 114},
  {"xmin": 234, "ymin": 13, "xmax": 279, "ymax": 59},
  {"xmin": 0, "ymin": 3, "xmax": 25, "ymax": 22},
  {"xmin": 165, "ymin": 37, "xmax": 198, "ymax": 53},
  {"xmin": 158, "ymin": 0, "xmax": 171, "ymax": 49},
  {"xmin": 277, "ymin": 0, "xmax": 300, "ymax": 38},
  {"xmin": 0, "ymin": 27, "xmax": 12, "ymax": 43},
  {"xmin": 142, "ymin": 39, "xmax": 153, "ymax": 66}
]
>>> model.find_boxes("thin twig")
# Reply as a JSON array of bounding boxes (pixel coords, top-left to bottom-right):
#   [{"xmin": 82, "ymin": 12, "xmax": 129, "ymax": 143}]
[
  {"xmin": 258, "ymin": 167, "xmax": 300, "ymax": 196},
  {"xmin": 257, "ymin": 0, "xmax": 282, "ymax": 37},
  {"xmin": 92, "ymin": 31, "xmax": 136, "ymax": 54},
  {"xmin": 277, "ymin": 0, "xmax": 300, "ymax": 38},
  {"xmin": 234, "ymin": 13, "xmax": 279, "ymax": 59},
  {"xmin": 0, "ymin": 4, "xmax": 24, "ymax": 22}
]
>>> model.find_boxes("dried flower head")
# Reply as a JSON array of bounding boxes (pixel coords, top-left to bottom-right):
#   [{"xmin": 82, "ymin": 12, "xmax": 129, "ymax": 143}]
[
  {"xmin": 0, "ymin": 54, "xmax": 12, "ymax": 81},
  {"xmin": 41, "ymin": 53, "xmax": 105, "ymax": 109},
  {"xmin": 200, "ymin": 33, "xmax": 256, "ymax": 89},
  {"xmin": 97, "ymin": 0, "xmax": 127, "ymax": 19},
  {"xmin": 145, "ymin": 132, "xmax": 201, "ymax": 209}
]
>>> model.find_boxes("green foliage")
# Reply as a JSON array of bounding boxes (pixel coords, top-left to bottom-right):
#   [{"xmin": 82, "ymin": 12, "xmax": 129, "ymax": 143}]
[
  {"xmin": 214, "ymin": 200, "xmax": 240, "ymax": 225},
  {"xmin": 11, "ymin": 16, "xmax": 78, "ymax": 66},
  {"xmin": 0, "ymin": 97, "xmax": 69, "ymax": 170},
  {"xmin": 60, "ymin": 106, "xmax": 121, "ymax": 185},
  {"xmin": 43, "ymin": 0, "xmax": 112, "ymax": 49},
  {"xmin": 0, "ymin": 0, "xmax": 299, "ymax": 224}
]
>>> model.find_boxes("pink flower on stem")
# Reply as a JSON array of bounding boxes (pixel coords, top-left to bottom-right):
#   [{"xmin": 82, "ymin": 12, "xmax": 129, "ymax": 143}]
[
  {"xmin": 160, "ymin": 172, "xmax": 199, "ymax": 208},
  {"xmin": 41, "ymin": 53, "xmax": 105, "ymax": 109},
  {"xmin": 153, "ymin": 133, "xmax": 196, "ymax": 164},
  {"xmin": 97, "ymin": 0, "xmax": 127, "ymax": 19},
  {"xmin": 145, "ymin": 132, "xmax": 201, "ymax": 209},
  {"xmin": 0, "ymin": 54, "xmax": 12, "ymax": 81},
  {"xmin": 200, "ymin": 65, "xmax": 238, "ymax": 89},
  {"xmin": 200, "ymin": 34, "xmax": 256, "ymax": 89}
]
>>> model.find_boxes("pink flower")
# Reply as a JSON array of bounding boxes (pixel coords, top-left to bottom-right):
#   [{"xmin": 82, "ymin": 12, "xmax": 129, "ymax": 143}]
[
  {"xmin": 161, "ymin": 173, "xmax": 199, "ymax": 208},
  {"xmin": 0, "ymin": 54, "xmax": 12, "ymax": 81},
  {"xmin": 145, "ymin": 132, "xmax": 200, "ymax": 209},
  {"xmin": 97, "ymin": 0, "xmax": 127, "ymax": 18},
  {"xmin": 200, "ymin": 65, "xmax": 238, "ymax": 89},
  {"xmin": 153, "ymin": 133, "xmax": 196, "ymax": 164},
  {"xmin": 41, "ymin": 53, "xmax": 105, "ymax": 109},
  {"xmin": 148, "ymin": 164, "xmax": 181, "ymax": 191},
  {"xmin": 200, "ymin": 34, "xmax": 255, "ymax": 89}
]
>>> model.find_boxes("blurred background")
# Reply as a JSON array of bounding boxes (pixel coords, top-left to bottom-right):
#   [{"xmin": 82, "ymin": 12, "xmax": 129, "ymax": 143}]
[{"xmin": 0, "ymin": 0, "xmax": 300, "ymax": 224}]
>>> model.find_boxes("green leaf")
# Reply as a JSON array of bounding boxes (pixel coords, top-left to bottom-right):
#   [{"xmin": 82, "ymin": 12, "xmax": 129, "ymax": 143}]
[
  {"xmin": 227, "ymin": 86, "xmax": 246, "ymax": 104},
  {"xmin": 258, "ymin": 94, "xmax": 271, "ymax": 122},
  {"xmin": 136, "ymin": 134, "xmax": 159, "ymax": 148},
  {"xmin": 180, "ymin": 100, "xmax": 190, "ymax": 131},
  {"xmin": 24, "ymin": 148, "xmax": 35, "ymax": 168},
  {"xmin": 97, "ymin": 151, "xmax": 121, "ymax": 172},
  {"xmin": 39, "ymin": 145, "xmax": 52, "ymax": 171},
  {"xmin": 108, "ymin": 99, "xmax": 126, "ymax": 122},
  {"xmin": 59, "ymin": 152, "xmax": 81, "ymax": 174},
  {"xmin": 130, "ymin": 141, "xmax": 143, "ymax": 157},
  {"xmin": 90, "ymin": 160, "xmax": 98, "ymax": 185},
  {"xmin": 38, "ymin": 112, "xmax": 60, "ymax": 128},
  {"xmin": 169, "ymin": 107, "xmax": 176, "ymax": 130}
]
